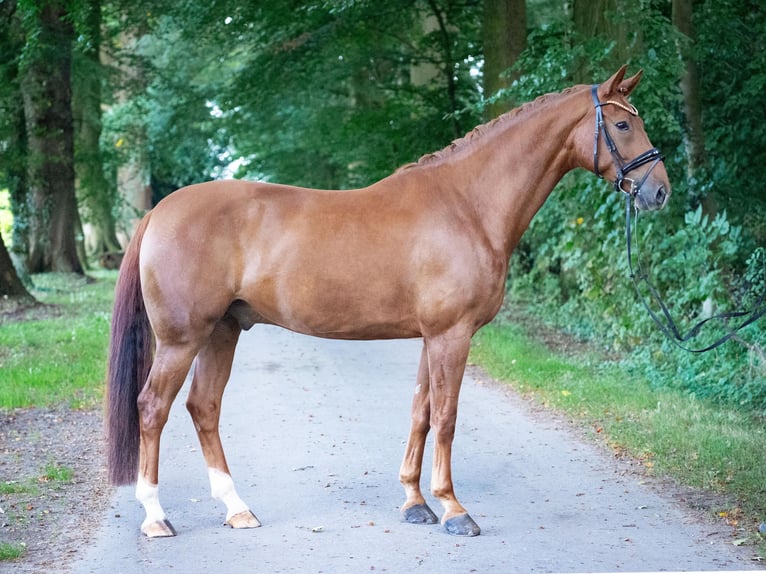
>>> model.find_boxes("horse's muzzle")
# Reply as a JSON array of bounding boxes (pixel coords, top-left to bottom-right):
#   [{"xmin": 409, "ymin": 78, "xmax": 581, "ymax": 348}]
[{"xmin": 635, "ymin": 183, "xmax": 668, "ymax": 211}]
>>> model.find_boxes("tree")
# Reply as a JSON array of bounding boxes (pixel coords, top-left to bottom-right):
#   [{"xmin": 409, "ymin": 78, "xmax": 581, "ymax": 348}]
[
  {"xmin": 19, "ymin": 0, "xmax": 83, "ymax": 273},
  {"xmin": 73, "ymin": 0, "xmax": 121, "ymax": 256},
  {"xmin": 482, "ymin": 0, "xmax": 526, "ymax": 119},
  {"xmin": 0, "ymin": 234, "xmax": 31, "ymax": 299},
  {"xmin": 208, "ymin": 0, "xmax": 481, "ymax": 189},
  {"xmin": 692, "ymin": 0, "xmax": 766, "ymax": 237},
  {"xmin": 672, "ymin": 0, "xmax": 714, "ymax": 215},
  {"xmin": 571, "ymin": 0, "xmax": 631, "ymax": 81},
  {"xmin": 0, "ymin": 0, "xmax": 30, "ymax": 281}
]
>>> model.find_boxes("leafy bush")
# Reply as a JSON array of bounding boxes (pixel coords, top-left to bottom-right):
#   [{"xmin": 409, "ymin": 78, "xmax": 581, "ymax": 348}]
[
  {"xmin": 509, "ymin": 176, "xmax": 765, "ymax": 411},
  {"xmin": 499, "ymin": 3, "xmax": 766, "ymax": 413}
]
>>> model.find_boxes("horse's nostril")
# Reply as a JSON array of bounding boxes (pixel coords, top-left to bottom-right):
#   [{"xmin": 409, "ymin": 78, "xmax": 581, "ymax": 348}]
[{"xmin": 656, "ymin": 185, "xmax": 666, "ymax": 206}]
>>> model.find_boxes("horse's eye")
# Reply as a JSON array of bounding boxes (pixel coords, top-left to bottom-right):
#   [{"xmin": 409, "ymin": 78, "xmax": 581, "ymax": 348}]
[{"xmin": 616, "ymin": 121, "xmax": 630, "ymax": 131}]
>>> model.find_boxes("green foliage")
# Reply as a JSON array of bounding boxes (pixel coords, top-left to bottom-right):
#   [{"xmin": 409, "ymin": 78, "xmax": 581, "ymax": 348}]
[
  {"xmin": 499, "ymin": 1, "xmax": 766, "ymax": 413},
  {"xmin": 695, "ymin": 0, "xmax": 766, "ymax": 233},
  {"xmin": 100, "ymin": 12, "xmax": 231, "ymax": 201},
  {"xmin": 200, "ymin": 0, "xmax": 482, "ymax": 188}
]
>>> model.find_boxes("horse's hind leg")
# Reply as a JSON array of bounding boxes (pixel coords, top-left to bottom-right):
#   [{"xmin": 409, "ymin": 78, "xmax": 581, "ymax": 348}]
[
  {"xmin": 399, "ymin": 342, "xmax": 439, "ymax": 525},
  {"xmin": 186, "ymin": 315, "xmax": 261, "ymax": 529},
  {"xmin": 136, "ymin": 342, "xmax": 198, "ymax": 537}
]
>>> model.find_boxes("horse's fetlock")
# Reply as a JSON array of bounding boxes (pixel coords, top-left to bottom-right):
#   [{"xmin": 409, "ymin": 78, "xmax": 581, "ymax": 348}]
[
  {"xmin": 399, "ymin": 470, "xmax": 420, "ymax": 486},
  {"xmin": 431, "ymin": 484, "xmax": 452, "ymax": 500}
]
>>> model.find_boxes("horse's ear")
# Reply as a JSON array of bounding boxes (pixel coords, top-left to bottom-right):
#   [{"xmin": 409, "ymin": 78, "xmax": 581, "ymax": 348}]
[
  {"xmin": 618, "ymin": 69, "xmax": 643, "ymax": 97},
  {"xmin": 597, "ymin": 64, "xmax": 629, "ymax": 99}
]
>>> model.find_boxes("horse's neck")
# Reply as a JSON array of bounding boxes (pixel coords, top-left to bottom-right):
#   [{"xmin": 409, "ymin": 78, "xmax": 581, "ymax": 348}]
[{"xmin": 440, "ymin": 93, "xmax": 586, "ymax": 258}]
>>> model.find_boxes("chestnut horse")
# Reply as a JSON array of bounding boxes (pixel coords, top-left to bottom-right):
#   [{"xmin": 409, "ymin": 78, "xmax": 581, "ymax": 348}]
[{"xmin": 106, "ymin": 66, "xmax": 670, "ymax": 538}]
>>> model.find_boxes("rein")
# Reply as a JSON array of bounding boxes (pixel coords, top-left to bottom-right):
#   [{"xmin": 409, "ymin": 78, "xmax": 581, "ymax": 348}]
[
  {"xmin": 624, "ymin": 195, "xmax": 766, "ymax": 353},
  {"xmin": 590, "ymin": 84, "xmax": 766, "ymax": 352}
]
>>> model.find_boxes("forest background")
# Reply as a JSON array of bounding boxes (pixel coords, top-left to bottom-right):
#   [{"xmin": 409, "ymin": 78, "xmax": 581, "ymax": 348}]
[{"xmin": 0, "ymin": 0, "xmax": 764, "ymax": 412}]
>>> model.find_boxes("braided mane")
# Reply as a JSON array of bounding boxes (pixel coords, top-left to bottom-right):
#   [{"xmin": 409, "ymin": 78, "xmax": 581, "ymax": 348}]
[{"xmin": 396, "ymin": 85, "xmax": 585, "ymax": 173}]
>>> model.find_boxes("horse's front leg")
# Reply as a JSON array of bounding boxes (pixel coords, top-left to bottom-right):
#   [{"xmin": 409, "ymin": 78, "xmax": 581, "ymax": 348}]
[
  {"xmin": 426, "ymin": 332, "xmax": 481, "ymax": 537},
  {"xmin": 399, "ymin": 343, "xmax": 439, "ymax": 525},
  {"xmin": 186, "ymin": 316, "xmax": 261, "ymax": 529}
]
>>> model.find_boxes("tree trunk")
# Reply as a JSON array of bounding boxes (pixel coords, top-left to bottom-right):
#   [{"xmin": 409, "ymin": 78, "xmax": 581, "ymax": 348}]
[
  {"xmin": 106, "ymin": 31, "xmax": 152, "ymax": 244},
  {"xmin": 0, "ymin": 233, "xmax": 32, "ymax": 299},
  {"xmin": 0, "ymin": 0, "xmax": 30, "ymax": 281},
  {"xmin": 73, "ymin": 0, "xmax": 121, "ymax": 257},
  {"xmin": 20, "ymin": 1, "xmax": 83, "ymax": 274},
  {"xmin": 572, "ymin": 0, "xmax": 629, "ymax": 81},
  {"xmin": 482, "ymin": 0, "xmax": 527, "ymax": 120},
  {"xmin": 6, "ymin": 103, "xmax": 35, "ymax": 289},
  {"xmin": 672, "ymin": 0, "xmax": 714, "ymax": 213},
  {"xmin": 425, "ymin": 0, "xmax": 462, "ymax": 138}
]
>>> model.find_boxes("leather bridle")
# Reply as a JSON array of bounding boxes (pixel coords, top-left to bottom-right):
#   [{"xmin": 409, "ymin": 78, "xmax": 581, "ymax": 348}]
[{"xmin": 591, "ymin": 85, "xmax": 664, "ymax": 198}]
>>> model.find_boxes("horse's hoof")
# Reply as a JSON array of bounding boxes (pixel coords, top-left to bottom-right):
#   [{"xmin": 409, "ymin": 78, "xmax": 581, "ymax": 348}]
[
  {"xmin": 226, "ymin": 510, "xmax": 262, "ymax": 529},
  {"xmin": 142, "ymin": 518, "xmax": 177, "ymax": 538},
  {"xmin": 443, "ymin": 513, "xmax": 481, "ymax": 537},
  {"xmin": 401, "ymin": 503, "xmax": 439, "ymax": 525}
]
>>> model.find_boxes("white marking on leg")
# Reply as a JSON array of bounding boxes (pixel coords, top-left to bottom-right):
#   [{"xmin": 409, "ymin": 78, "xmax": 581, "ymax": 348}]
[
  {"xmin": 208, "ymin": 468, "xmax": 250, "ymax": 520},
  {"xmin": 136, "ymin": 476, "xmax": 166, "ymax": 529},
  {"xmin": 414, "ymin": 384, "xmax": 422, "ymax": 394}
]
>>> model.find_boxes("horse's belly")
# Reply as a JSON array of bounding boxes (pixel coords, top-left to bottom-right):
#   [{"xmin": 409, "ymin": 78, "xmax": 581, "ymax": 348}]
[{"xmin": 251, "ymin": 277, "xmax": 422, "ymax": 340}]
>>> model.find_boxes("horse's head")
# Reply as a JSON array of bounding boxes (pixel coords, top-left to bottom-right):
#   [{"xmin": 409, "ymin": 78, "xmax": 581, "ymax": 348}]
[{"xmin": 583, "ymin": 65, "xmax": 671, "ymax": 211}]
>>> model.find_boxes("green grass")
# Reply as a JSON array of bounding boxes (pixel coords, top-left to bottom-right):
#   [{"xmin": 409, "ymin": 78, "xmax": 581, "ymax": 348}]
[
  {"xmin": 40, "ymin": 463, "xmax": 74, "ymax": 483},
  {"xmin": 471, "ymin": 321, "xmax": 766, "ymax": 536},
  {"xmin": 0, "ymin": 481, "xmax": 37, "ymax": 496},
  {"xmin": 0, "ymin": 271, "xmax": 116, "ymax": 409},
  {"xmin": 0, "ymin": 542, "xmax": 26, "ymax": 561}
]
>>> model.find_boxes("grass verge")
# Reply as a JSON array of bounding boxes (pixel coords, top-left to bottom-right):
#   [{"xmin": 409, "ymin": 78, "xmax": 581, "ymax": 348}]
[
  {"xmin": 471, "ymin": 320, "xmax": 766, "ymax": 546},
  {"xmin": 0, "ymin": 271, "xmax": 116, "ymax": 409}
]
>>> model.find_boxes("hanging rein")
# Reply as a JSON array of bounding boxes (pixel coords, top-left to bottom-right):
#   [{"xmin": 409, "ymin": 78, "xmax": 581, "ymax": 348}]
[{"xmin": 590, "ymin": 85, "xmax": 766, "ymax": 353}]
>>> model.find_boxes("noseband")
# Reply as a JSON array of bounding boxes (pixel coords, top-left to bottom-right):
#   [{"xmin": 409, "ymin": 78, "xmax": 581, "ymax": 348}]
[{"xmin": 591, "ymin": 85, "xmax": 664, "ymax": 198}]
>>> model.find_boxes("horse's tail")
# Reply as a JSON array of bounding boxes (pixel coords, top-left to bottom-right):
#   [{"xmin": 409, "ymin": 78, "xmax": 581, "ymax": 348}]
[{"xmin": 106, "ymin": 213, "xmax": 153, "ymax": 486}]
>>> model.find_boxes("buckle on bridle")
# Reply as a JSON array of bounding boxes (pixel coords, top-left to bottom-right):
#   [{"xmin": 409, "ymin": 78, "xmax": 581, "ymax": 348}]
[{"xmin": 616, "ymin": 148, "xmax": 664, "ymax": 197}]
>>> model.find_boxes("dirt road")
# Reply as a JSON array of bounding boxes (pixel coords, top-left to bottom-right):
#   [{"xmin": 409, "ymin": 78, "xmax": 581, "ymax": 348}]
[{"xmin": 70, "ymin": 326, "xmax": 759, "ymax": 573}]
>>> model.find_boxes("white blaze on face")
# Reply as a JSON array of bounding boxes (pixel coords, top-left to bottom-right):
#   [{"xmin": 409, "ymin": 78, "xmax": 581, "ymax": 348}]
[{"xmin": 208, "ymin": 468, "xmax": 250, "ymax": 520}]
